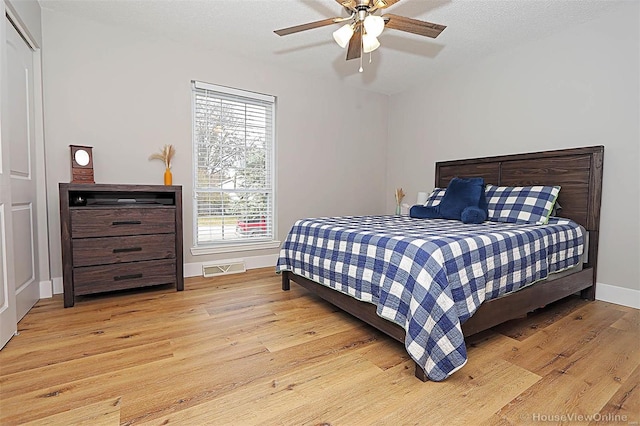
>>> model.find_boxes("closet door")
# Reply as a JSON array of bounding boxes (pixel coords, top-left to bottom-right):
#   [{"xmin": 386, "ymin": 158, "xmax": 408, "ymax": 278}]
[
  {"xmin": 0, "ymin": 12, "xmax": 18, "ymax": 349},
  {"xmin": 7, "ymin": 14, "xmax": 39, "ymax": 322},
  {"xmin": 0, "ymin": 13, "xmax": 40, "ymax": 348}
]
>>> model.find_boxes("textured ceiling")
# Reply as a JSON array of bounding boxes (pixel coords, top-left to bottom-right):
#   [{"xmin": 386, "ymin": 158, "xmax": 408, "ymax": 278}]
[{"xmin": 38, "ymin": 0, "xmax": 627, "ymax": 95}]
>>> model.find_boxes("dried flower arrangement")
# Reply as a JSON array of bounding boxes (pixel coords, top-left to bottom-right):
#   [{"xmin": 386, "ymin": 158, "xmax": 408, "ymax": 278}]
[
  {"xmin": 149, "ymin": 144, "xmax": 176, "ymax": 169},
  {"xmin": 395, "ymin": 187, "xmax": 406, "ymax": 206},
  {"xmin": 394, "ymin": 187, "xmax": 406, "ymax": 215}
]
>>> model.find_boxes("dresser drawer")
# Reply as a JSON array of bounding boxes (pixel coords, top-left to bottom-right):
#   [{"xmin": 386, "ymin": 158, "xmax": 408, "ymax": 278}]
[
  {"xmin": 71, "ymin": 207, "xmax": 175, "ymax": 238},
  {"xmin": 72, "ymin": 234, "xmax": 176, "ymax": 267},
  {"xmin": 74, "ymin": 259, "xmax": 177, "ymax": 295}
]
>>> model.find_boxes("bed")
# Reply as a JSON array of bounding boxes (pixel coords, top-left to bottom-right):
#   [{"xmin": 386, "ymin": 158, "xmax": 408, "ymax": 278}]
[{"xmin": 276, "ymin": 146, "xmax": 604, "ymax": 381}]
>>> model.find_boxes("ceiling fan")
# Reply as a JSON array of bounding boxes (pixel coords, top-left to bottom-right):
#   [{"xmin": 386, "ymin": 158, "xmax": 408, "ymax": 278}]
[{"xmin": 274, "ymin": 0, "xmax": 446, "ymax": 70}]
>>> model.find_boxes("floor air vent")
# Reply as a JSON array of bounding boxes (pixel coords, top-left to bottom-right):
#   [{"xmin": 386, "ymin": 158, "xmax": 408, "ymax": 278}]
[{"xmin": 202, "ymin": 260, "xmax": 246, "ymax": 278}]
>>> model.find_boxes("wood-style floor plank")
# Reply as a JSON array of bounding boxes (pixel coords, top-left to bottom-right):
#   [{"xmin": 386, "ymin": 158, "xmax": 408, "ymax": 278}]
[
  {"xmin": 0, "ymin": 268, "xmax": 638, "ymax": 425},
  {"xmin": 23, "ymin": 397, "xmax": 122, "ymax": 426},
  {"xmin": 594, "ymin": 365, "xmax": 640, "ymax": 425}
]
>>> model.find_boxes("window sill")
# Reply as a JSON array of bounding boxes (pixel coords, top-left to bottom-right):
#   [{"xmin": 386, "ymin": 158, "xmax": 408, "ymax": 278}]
[{"xmin": 191, "ymin": 240, "xmax": 281, "ymax": 256}]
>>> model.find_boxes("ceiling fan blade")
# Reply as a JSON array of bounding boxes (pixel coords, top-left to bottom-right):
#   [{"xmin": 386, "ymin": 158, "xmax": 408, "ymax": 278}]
[
  {"xmin": 373, "ymin": 0, "xmax": 401, "ymax": 9},
  {"xmin": 274, "ymin": 18, "xmax": 339, "ymax": 36},
  {"xmin": 384, "ymin": 14, "xmax": 446, "ymax": 38},
  {"xmin": 335, "ymin": 0, "xmax": 356, "ymax": 11},
  {"xmin": 346, "ymin": 23, "xmax": 362, "ymax": 61}
]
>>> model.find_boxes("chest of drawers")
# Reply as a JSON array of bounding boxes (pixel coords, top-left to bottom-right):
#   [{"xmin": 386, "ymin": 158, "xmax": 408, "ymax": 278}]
[{"xmin": 59, "ymin": 184, "xmax": 183, "ymax": 307}]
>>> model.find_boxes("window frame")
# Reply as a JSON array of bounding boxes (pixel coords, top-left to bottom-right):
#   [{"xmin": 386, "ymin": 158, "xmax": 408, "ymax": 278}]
[{"xmin": 190, "ymin": 80, "xmax": 278, "ymax": 254}]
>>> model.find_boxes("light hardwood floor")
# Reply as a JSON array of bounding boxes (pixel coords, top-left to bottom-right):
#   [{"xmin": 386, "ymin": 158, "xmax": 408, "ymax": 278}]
[{"xmin": 0, "ymin": 268, "xmax": 638, "ymax": 425}]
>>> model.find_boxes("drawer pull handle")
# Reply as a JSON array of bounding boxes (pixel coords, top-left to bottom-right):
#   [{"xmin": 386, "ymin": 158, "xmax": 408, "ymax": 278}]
[
  {"xmin": 112, "ymin": 220, "xmax": 142, "ymax": 225},
  {"xmin": 114, "ymin": 273, "xmax": 143, "ymax": 281},
  {"xmin": 113, "ymin": 247, "xmax": 143, "ymax": 253}
]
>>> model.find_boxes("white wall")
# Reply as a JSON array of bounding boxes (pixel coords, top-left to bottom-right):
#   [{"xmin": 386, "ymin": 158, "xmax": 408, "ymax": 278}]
[
  {"xmin": 387, "ymin": 3, "xmax": 639, "ymax": 294},
  {"xmin": 41, "ymin": 9, "xmax": 389, "ymax": 282}
]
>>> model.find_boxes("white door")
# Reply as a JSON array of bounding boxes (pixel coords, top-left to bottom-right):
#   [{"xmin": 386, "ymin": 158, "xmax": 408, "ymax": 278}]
[
  {"xmin": 0, "ymin": 15, "xmax": 40, "ymax": 348},
  {"xmin": 0, "ymin": 12, "xmax": 18, "ymax": 349}
]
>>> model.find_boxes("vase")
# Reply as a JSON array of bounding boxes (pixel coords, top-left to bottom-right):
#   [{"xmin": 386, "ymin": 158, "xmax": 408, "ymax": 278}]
[
  {"xmin": 164, "ymin": 168, "xmax": 173, "ymax": 185},
  {"xmin": 395, "ymin": 204, "xmax": 402, "ymax": 215}
]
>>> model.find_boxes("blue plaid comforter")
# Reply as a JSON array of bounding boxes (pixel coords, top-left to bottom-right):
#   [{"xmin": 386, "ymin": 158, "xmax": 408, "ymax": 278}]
[{"xmin": 276, "ymin": 215, "xmax": 584, "ymax": 381}]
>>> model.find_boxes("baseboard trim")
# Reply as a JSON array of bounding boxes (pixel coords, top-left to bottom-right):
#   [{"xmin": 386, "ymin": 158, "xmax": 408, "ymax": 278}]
[
  {"xmin": 52, "ymin": 277, "xmax": 63, "ymax": 295},
  {"xmin": 39, "ymin": 280, "xmax": 53, "ymax": 298},
  {"xmin": 596, "ymin": 282, "xmax": 640, "ymax": 309}
]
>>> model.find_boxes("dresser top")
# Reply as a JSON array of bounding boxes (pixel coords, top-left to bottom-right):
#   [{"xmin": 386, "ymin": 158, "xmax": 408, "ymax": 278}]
[{"xmin": 59, "ymin": 183, "xmax": 182, "ymax": 193}]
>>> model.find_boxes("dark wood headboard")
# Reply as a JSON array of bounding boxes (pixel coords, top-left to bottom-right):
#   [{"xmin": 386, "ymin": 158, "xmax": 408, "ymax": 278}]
[
  {"xmin": 435, "ymin": 146, "xmax": 604, "ymax": 231},
  {"xmin": 434, "ymin": 146, "xmax": 604, "ymax": 292}
]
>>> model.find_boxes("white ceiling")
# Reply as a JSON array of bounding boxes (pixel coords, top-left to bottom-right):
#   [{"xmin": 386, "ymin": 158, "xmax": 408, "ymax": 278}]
[{"xmin": 38, "ymin": 0, "xmax": 628, "ymax": 95}]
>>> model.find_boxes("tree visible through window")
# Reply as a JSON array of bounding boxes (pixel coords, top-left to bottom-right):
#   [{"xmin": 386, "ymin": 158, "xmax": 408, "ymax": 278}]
[{"xmin": 192, "ymin": 81, "xmax": 275, "ymax": 246}]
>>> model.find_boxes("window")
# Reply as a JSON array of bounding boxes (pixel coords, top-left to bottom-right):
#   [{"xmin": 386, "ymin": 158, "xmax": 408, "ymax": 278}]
[{"xmin": 192, "ymin": 81, "xmax": 275, "ymax": 249}]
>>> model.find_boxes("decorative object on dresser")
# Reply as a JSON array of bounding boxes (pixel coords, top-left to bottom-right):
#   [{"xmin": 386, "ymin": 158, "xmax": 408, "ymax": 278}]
[
  {"xmin": 69, "ymin": 145, "xmax": 94, "ymax": 184},
  {"xmin": 148, "ymin": 144, "xmax": 176, "ymax": 186},
  {"xmin": 59, "ymin": 183, "xmax": 183, "ymax": 308}
]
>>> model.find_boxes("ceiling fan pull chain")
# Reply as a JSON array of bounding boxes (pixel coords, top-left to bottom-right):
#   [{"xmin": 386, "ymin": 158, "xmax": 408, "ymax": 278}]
[{"xmin": 359, "ymin": 35, "xmax": 364, "ymax": 72}]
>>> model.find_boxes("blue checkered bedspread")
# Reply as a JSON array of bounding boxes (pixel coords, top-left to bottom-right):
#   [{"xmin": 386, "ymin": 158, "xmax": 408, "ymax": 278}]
[{"xmin": 276, "ymin": 215, "xmax": 584, "ymax": 381}]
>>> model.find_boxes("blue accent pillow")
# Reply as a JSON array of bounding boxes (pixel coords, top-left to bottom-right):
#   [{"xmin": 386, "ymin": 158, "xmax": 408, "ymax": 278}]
[
  {"xmin": 438, "ymin": 177, "xmax": 487, "ymax": 221},
  {"xmin": 409, "ymin": 205, "xmax": 443, "ymax": 219},
  {"xmin": 461, "ymin": 206, "xmax": 487, "ymax": 224},
  {"xmin": 485, "ymin": 185, "xmax": 560, "ymax": 225}
]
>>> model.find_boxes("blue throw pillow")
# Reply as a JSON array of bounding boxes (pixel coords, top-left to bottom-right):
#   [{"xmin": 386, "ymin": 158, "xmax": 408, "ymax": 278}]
[
  {"xmin": 461, "ymin": 206, "xmax": 487, "ymax": 224},
  {"xmin": 409, "ymin": 205, "xmax": 443, "ymax": 219},
  {"xmin": 438, "ymin": 177, "xmax": 487, "ymax": 221}
]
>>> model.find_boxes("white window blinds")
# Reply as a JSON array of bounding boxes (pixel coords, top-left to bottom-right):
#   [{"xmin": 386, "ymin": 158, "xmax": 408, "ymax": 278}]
[{"xmin": 192, "ymin": 81, "xmax": 275, "ymax": 246}]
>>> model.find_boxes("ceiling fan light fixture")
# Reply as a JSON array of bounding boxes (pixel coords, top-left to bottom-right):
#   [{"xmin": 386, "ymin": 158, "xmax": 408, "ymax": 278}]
[
  {"xmin": 363, "ymin": 14, "xmax": 384, "ymax": 38},
  {"xmin": 362, "ymin": 34, "xmax": 380, "ymax": 53},
  {"xmin": 333, "ymin": 23, "xmax": 354, "ymax": 48},
  {"xmin": 274, "ymin": 3, "xmax": 446, "ymax": 71}
]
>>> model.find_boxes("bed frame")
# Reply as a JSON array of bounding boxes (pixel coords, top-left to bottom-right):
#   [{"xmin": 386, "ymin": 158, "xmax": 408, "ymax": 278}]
[{"xmin": 281, "ymin": 146, "xmax": 604, "ymax": 381}]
